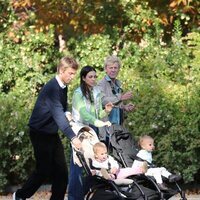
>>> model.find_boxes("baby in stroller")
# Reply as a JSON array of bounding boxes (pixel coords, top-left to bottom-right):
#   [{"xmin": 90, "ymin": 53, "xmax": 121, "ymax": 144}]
[
  {"xmin": 132, "ymin": 135, "xmax": 182, "ymax": 191},
  {"xmin": 71, "ymin": 123, "xmax": 161, "ymax": 200},
  {"xmin": 91, "ymin": 142, "xmax": 146, "ymax": 180}
]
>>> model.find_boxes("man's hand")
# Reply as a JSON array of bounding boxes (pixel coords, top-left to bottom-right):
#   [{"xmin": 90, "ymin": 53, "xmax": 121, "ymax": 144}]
[
  {"xmin": 65, "ymin": 112, "xmax": 73, "ymax": 122},
  {"xmin": 120, "ymin": 91, "xmax": 133, "ymax": 101},
  {"xmin": 123, "ymin": 103, "xmax": 135, "ymax": 112},
  {"xmin": 71, "ymin": 137, "xmax": 82, "ymax": 151}
]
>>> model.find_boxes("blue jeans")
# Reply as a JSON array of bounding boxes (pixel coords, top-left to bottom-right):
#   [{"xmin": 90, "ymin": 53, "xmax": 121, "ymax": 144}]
[{"xmin": 68, "ymin": 154, "xmax": 84, "ymax": 200}]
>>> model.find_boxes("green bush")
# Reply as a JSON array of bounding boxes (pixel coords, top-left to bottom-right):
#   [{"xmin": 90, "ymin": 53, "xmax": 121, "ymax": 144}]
[
  {"xmin": 67, "ymin": 25, "xmax": 200, "ymax": 183},
  {"xmin": 0, "ymin": 8, "xmax": 200, "ymax": 193},
  {"xmin": 0, "ymin": 95, "xmax": 33, "ymax": 191},
  {"xmin": 0, "ymin": 25, "xmax": 62, "ymax": 191},
  {"xmin": 120, "ymin": 30, "xmax": 200, "ymax": 182}
]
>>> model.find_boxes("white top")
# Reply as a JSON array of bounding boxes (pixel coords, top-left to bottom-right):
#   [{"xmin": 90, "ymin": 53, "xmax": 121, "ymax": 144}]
[
  {"xmin": 92, "ymin": 155, "xmax": 119, "ymax": 176},
  {"xmin": 132, "ymin": 149, "xmax": 152, "ymax": 168},
  {"xmin": 137, "ymin": 149, "xmax": 152, "ymax": 163}
]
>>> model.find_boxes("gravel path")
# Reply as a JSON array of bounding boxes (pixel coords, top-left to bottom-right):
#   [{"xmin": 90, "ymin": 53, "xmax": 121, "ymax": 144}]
[
  {"xmin": 0, "ymin": 192, "xmax": 199, "ymax": 200},
  {"xmin": 169, "ymin": 194, "xmax": 200, "ymax": 200},
  {"xmin": 1, "ymin": 184, "xmax": 199, "ymax": 200},
  {"xmin": 0, "ymin": 191, "xmax": 52, "ymax": 200}
]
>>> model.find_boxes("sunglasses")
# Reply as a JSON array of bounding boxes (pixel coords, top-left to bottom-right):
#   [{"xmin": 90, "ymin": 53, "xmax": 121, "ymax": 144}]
[{"xmin": 112, "ymin": 87, "xmax": 123, "ymax": 95}]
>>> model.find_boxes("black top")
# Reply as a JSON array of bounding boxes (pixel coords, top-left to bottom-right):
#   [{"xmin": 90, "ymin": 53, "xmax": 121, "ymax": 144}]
[{"xmin": 29, "ymin": 77, "xmax": 75, "ymax": 140}]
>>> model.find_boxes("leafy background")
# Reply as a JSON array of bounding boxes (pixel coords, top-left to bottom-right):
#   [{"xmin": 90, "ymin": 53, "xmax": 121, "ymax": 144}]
[{"xmin": 0, "ymin": 0, "xmax": 200, "ymax": 192}]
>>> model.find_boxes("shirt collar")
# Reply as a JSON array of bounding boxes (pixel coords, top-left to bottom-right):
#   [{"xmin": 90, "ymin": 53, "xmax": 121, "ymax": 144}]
[
  {"xmin": 105, "ymin": 74, "xmax": 112, "ymax": 82},
  {"xmin": 56, "ymin": 75, "xmax": 66, "ymax": 89},
  {"xmin": 105, "ymin": 75, "xmax": 121, "ymax": 87}
]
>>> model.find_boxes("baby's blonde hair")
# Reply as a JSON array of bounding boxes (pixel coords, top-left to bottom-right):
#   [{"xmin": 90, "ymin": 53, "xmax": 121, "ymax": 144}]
[
  {"xmin": 93, "ymin": 142, "xmax": 107, "ymax": 155},
  {"xmin": 138, "ymin": 135, "xmax": 154, "ymax": 149}
]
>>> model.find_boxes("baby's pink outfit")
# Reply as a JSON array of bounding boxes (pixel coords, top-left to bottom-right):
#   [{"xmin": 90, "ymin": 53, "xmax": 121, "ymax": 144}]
[{"xmin": 116, "ymin": 166, "xmax": 143, "ymax": 179}]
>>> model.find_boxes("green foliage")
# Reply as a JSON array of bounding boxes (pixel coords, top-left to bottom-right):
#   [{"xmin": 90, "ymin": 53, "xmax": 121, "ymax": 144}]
[
  {"xmin": 0, "ymin": 0, "xmax": 12, "ymax": 31},
  {"xmin": 121, "ymin": 26, "xmax": 200, "ymax": 183},
  {"xmin": 0, "ymin": 95, "xmax": 33, "ymax": 190},
  {"xmin": 66, "ymin": 34, "xmax": 113, "ymax": 105},
  {"xmin": 66, "ymin": 22, "xmax": 200, "ymax": 184},
  {"xmin": 0, "ymin": 24, "xmax": 62, "ymax": 190},
  {"xmin": 0, "ymin": 0, "xmax": 200, "ymax": 193},
  {"xmin": 68, "ymin": 34, "xmax": 112, "ymax": 68}
]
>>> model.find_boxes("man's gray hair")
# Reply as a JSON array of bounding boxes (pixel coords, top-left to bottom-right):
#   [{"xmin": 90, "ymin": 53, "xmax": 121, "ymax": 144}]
[{"xmin": 104, "ymin": 55, "xmax": 121, "ymax": 69}]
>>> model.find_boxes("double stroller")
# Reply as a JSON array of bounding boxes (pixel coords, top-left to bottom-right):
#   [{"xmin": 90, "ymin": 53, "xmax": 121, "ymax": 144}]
[{"xmin": 70, "ymin": 121, "xmax": 186, "ymax": 200}]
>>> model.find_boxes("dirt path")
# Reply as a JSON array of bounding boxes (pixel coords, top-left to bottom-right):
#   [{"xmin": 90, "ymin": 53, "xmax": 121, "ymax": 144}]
[
  {"xmin": 0, "ymin": 191, "xmax": 53, "ymax": 200},
  {"xmin": 0, "ymin": 191, "xmax": 68, "ymax": 200},
  {"xmin": 0, "ymin": 192, "xmax": 200, "ymax": 200}
]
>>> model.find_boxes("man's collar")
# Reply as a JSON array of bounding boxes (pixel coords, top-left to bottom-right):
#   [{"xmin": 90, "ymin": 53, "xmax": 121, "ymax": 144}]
[
  {"xmin": 105, "ymin": 75, "xmax": 121, "ymax": 87},
  {"xmin": 56, "ymin": 75, "xmax": 66, "ymax": 89},
  {"xmin": 105, "ymin": 75, "xmax": 112, "ymax": 82}
]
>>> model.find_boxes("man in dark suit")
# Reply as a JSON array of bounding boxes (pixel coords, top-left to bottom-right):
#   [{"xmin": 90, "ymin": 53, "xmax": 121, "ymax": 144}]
[{"xmin": 13, "ymin": 56, "xmax": 82, "ymax": 200}]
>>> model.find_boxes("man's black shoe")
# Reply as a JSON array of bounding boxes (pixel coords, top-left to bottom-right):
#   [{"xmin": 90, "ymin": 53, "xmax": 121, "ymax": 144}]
[{"xmin": 13, "ymin": 192, "xmax": 26, "ymax": 200}]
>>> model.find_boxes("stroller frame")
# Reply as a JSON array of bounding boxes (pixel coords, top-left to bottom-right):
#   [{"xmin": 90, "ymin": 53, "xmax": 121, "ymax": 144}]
[
  {"xmin": 107, "ymin": 124, "xmax": 187, "ymax": 200},
  {"xmin": 117, "ymin": 149, "xmax": 187, "ymax": 200},
  {"xmin": 76, "ymin": 150, "xmax": 132, "ymax": 200},
  {"xmin": 76, "ymin": 150, "xmax": 161, "ymax": 200},
  {"xmin": 71, "ymin": 122, "xmax": 160, "ymax": 200},
  {"xmin": 106, "ymin": 125, "xmax": 187, "ymax": 200}
]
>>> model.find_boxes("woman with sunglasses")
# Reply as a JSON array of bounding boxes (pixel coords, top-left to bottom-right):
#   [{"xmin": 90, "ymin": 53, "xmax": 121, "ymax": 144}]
[{"xmin": 68, "ymin": 65, "xmax": 113, "ymax": 200}]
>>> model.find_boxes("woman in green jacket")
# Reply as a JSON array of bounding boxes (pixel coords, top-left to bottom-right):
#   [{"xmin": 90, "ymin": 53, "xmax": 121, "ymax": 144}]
[{"xmin": 68, "ymin": 65, "xmax": 112, "ymax": 200}]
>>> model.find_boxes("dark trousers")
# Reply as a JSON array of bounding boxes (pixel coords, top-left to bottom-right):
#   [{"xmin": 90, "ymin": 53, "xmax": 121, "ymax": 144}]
[
  {"xmin": 68, "ymin": 154, "xmax": 84, "ymax": 200},
  {"xmin": 16, "ymin": 130, "xmax": 68, "ymax": 200}
]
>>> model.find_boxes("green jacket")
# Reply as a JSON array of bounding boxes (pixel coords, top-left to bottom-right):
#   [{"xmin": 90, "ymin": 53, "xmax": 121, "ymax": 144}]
[{"xmin": 72, "ymin": 86, "xmax": 107, "ymax": 127}]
